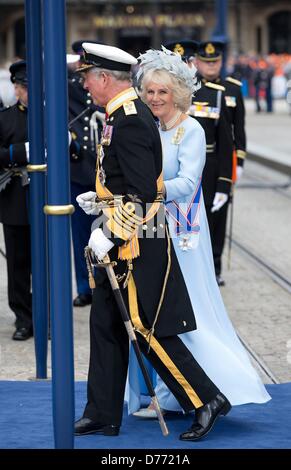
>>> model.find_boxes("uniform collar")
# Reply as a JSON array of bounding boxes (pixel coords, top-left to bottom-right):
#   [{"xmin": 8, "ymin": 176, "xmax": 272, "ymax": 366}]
[
  {"xmin": 199, "ymin": 76, "xmax": 221, "ymax": 85},
  {"xmin": 106, "ymin": 87, "xmax": 138, "ymax": 116},
  {"xmin": 17, "ymin": 101, "xmax": 27, "ymax": 112}
]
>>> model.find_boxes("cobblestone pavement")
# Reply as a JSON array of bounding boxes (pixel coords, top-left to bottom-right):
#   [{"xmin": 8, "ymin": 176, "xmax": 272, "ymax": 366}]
[{"xmin": 0, "ymin": 101, "xmax": 290, "ymax": 384}]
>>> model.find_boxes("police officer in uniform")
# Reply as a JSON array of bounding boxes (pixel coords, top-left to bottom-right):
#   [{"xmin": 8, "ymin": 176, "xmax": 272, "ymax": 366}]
[
  {"xmin": 194, "ymin": 41, "xmax": 245, "ymax": 285},
  {"xmin": 74, "ymin": 42, "xmax": 231, "ymax": 441},
  {"xmin": 68, "ymin": 40, "xmax": 104, "ymax": 307},
  {"xmin": 0, "ymin": 61, "xmax": 32, "ymax": 340}
]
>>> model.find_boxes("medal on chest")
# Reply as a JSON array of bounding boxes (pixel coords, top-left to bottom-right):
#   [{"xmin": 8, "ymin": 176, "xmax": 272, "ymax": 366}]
[
  {"xmin": 101, "ymin": 124, "xmax": 114, "ymax": 146},
  {"xmin": 97, "ymin": 144, "xmax": 106, "ymax": 185},
  {"xmin": 225, "ymin": 95, "xmax": 236, "ymax": 107}
]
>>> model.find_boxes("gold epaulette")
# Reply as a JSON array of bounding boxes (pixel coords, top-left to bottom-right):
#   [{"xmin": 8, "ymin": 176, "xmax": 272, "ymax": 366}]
[
  {"xmin": 205, "ymin": 82, "xmax": 225, "ymax": 92},
  {"xmin": 226, "ymin": 77, "xmax": 242, "ymax": 87}
]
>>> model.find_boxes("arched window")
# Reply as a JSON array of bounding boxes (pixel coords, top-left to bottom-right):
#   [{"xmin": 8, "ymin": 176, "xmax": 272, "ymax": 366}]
[{"xmin": 268, "ymin": 11, "xmax": 291, "ymax": 53}]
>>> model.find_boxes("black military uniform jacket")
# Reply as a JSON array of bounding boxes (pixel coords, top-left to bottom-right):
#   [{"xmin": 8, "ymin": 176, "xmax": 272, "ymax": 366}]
[
  {"xmin": 189, "ymin": 80, "xmax": 233, "ymax": 206},
  {"xmin": 0, "ymin": 102, "xmax": 29, "ymax": 225},
  {"xmin": 96, "ymin": 87, "xmax": 195, "ymax": 338},
  {"xmin": 219, "ymin": 76, "xmax": 247, "ymax": 167},
  {"xmin": 68, "ymin": 70, "xmax": 100, "ymax": 187}
]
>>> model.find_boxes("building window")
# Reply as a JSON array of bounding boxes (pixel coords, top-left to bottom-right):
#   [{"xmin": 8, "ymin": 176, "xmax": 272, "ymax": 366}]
[{"xmin": 268, "ymin": 11, "xmax": 291, "ymax": 53}]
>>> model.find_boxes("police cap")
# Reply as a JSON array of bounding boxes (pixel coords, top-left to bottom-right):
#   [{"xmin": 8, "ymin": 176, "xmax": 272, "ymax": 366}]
[
  {"xmin": 165, "ymin": 40, "xmax": 198, "ymax": 61},
  {"xmin": 197, "ymin": 41, "xmax": 224, "ymax": 61},
  {"xmin": 9, "ymin": 60, "xmax": 27, "ymax": 86}
]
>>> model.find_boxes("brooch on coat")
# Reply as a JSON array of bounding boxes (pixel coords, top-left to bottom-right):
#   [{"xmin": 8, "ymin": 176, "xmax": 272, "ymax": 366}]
[{"xmin": 171, "ymin": 127, "xmax": 185, "ymax": 145}]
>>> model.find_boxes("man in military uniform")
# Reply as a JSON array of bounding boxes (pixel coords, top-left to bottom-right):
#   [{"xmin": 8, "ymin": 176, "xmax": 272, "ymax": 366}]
[
  {"xmin": 68, "ymin": 40, "xmax": 104, "ymax": 307},
  {"xmin": 0, "ymin": 60, "xmax": 32, "ymax": 340},
  {"xmin": 74, "ymin": 42, "xmax": 231, "ymax": 441},
  {"xmin": 186, "ymin": 41, "xmax": 234, "ymax": 285},
  {"xmin": 194, "ymin": 41, "xmax": 246, "ymax": 285}
]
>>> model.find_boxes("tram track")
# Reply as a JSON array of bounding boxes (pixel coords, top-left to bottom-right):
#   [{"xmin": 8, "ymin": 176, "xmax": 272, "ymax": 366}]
[{"xmin": 230, "ymin": 237, "xmax": 291, "ymax": 384}]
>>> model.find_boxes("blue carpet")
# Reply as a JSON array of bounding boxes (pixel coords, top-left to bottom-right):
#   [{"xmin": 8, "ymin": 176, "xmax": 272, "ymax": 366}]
[{"xmin": 0, "ymin": 381, "xmax": 290, "ymax": 449}]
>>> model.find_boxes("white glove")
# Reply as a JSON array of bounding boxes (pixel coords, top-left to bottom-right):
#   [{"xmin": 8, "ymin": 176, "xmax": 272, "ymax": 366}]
[
  {"xmin": 236, "ymin": 166, "xmax": 244, "ymax": 182},
  {"xmin": 88, "ymin": 228, "xmax": 114, "ymax": 261},
  {"xmin": 25, "ymin": 142, "xmax": 29, "ymax": 162},
  {"xmin": 76, "ymin": 191, "xmax": 99, "ymax": 215},
  {"xmin": 211, "ymin": 192, "xmax": 228, "ymax": 213}
]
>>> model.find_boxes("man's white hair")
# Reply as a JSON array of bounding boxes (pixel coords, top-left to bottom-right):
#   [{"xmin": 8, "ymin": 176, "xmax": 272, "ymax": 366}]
[{"xmin": 90, "ymin": 67, "xmax": 132, "ymax": 83}]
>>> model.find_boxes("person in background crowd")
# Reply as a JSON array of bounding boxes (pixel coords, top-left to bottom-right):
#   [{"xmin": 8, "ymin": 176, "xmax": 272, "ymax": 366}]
[
  {"xmin": 68, "ymin": 40, "xmax": 104, "ymax": 307},
  {"xmin": 0, "ymin": 60, "xmax": 32, "ymax": 340},
  {"xmin": 253, "ymin": 57, "xmax": 274, "ymax": 113}
]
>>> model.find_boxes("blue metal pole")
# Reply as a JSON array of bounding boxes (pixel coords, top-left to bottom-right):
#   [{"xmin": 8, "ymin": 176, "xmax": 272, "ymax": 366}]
[
  {"xmin": 43, "ymin": 0, "xmax": 75, "ymax": 449},
  {"xmin": 25, "ymin": 0, "xmax": 48, "ymax": 379},
  {"xmin": 212, "ymin": 0, "xmax": 229, "ymax": 78}
]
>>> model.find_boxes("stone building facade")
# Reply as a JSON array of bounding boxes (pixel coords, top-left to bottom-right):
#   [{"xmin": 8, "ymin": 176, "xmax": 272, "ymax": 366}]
[{"xmin": 0, "ymin": 0, "xmax": 291, "ymax": 62}]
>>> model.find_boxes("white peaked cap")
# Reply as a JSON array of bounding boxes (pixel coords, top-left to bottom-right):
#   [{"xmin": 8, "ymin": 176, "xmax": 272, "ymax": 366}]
[{"xmin": 81, "ymin": 43, "xmax": 137, "ymax": 72}]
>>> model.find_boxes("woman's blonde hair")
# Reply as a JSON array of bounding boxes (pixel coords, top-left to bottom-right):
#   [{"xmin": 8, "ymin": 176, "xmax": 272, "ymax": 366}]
[{"xmin": 139, "ymin": 68, "xmax": 192, "ymax": 113}]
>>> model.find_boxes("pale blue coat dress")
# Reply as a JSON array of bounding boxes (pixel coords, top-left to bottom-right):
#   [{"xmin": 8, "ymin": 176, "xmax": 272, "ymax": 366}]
[{"xmin": 126, "ymin": 116, "xmax": 271, "ymax": 413}]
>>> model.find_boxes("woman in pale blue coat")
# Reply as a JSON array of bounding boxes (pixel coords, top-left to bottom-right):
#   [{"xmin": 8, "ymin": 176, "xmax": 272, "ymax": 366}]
[{"xmin": 126, "ymin": 48, "xmax": 270, "ymax": 416}]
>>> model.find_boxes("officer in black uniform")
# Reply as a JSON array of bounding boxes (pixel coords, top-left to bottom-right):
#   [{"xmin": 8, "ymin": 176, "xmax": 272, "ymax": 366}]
[
  {"xmin": 68, "ymin": 40, "xmax": 104, "ymax": 307},
  {"xmin": 74, "ymin": 42, "xmax": 231, "ymax": 441},
  {"xmin": 194, "ymin": 41, "xmax": 246, "ymax": 178},
  {"xmin": 0, "ymin": 61, "xmax": 32, "ymax": 340},
  {"xmin": 194, "ymin": 41, "xmax": 245, "ymax": 285}
]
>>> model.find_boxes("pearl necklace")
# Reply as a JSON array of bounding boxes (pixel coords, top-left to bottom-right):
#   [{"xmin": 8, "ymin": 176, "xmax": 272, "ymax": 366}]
[{"xmin": 160, "ymin": 110, "xmax": 182, "ymax": 131}]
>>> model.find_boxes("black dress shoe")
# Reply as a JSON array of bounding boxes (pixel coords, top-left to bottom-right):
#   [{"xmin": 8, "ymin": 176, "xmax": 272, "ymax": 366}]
[
  {"xmin": 216, "ymin": 275, "xmax": 225, "ymax": 287},
  {"xmin": 74, "ymin": 417, "xmax": 119, "ymax": 436},
  {"xmin": 73, "ymin": 293, "xmax": 92, "ymax": 307},
  {"xmin": 179, "ymin": 393, "xmax": 231, "ymax": 441},
  {"xmin": 12, "ymin": 327, "xmax": 33, "ymax": 341}
]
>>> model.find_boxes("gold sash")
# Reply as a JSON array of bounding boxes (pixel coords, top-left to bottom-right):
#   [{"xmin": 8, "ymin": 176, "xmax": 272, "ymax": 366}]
[{"xmin": 95, "ymin": 145, "xmax": 163, "ymax": 260}]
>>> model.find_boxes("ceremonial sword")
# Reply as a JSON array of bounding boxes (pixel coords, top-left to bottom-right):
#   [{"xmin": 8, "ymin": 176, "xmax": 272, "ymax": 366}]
[{"xmin": 84, "ymin": 246, "xmax": 169, "ymax": 437}]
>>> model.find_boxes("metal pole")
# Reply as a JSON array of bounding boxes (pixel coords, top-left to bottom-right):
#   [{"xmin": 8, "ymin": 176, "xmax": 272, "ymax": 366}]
[
  {"xmin": 25, "ymin": 0, "xmax": 48, "ymax": 379},
  {"xmin": 43, "ymin": 0, "xmax": 75, "ymax": 449}
]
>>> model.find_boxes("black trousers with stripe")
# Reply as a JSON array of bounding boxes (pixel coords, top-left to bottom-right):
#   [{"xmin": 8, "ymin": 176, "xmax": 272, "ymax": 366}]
[{"xmin": 84, "ymin": 277, "xmax": 219, "ymax": 426}]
